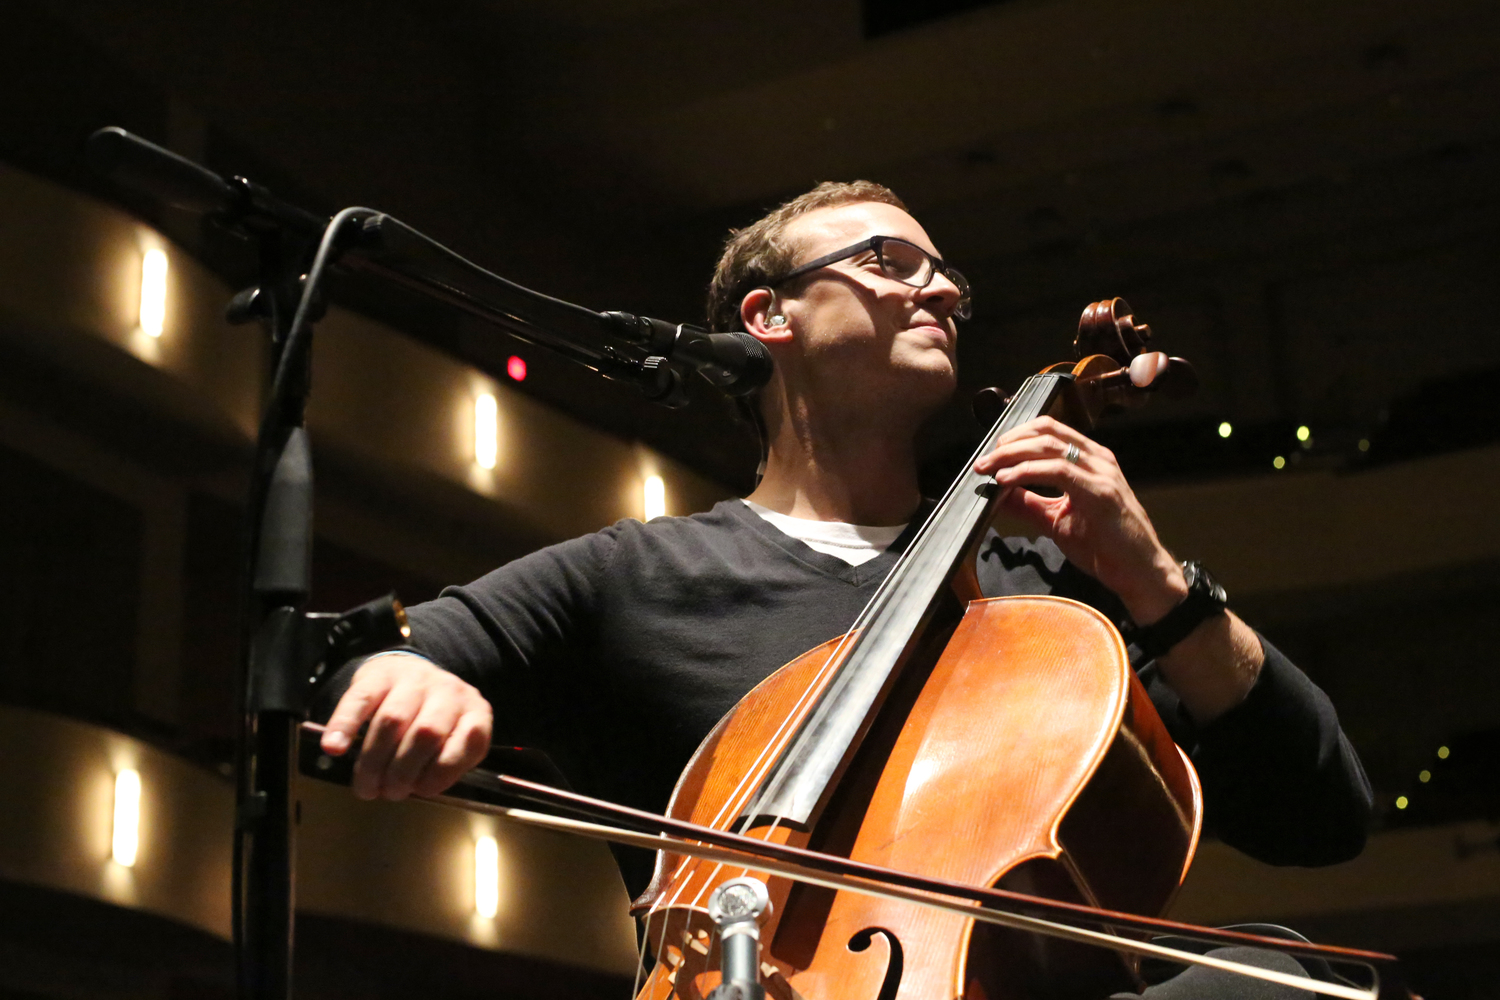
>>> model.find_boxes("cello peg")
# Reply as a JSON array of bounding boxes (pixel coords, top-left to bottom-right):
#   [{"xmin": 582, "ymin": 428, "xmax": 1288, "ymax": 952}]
[{"xmin": 973, "ymin": 386, "xmax": 1012, "ymax": 428}]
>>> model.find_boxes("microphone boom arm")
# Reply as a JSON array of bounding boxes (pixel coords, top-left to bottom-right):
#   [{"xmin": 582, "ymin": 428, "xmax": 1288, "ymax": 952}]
[
  {"xmin": 85, "ymin": 126, "xmax": 772, "ymax": 408},
  {"xmin": 346, "ymin": 212, "xmax": 773, "ymax": 406}
]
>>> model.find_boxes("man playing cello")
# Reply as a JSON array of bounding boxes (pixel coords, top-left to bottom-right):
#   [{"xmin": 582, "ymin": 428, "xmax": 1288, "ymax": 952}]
[{"xmin": 318, "ymin": 181, "xmax": 1372, "ymax": 998}]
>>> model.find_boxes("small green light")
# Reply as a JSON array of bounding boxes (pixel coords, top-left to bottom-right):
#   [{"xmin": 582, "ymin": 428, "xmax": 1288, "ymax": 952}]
[
  {"xmin": 1418, "ymin": 770, "xmax": 1431, "ymax": 783},
  {"xmin": 1273, "ymin": 455, "xmax": 1286, "ymax": 470},
  {"xmin": 1218, "ymin": 421, "xmax": 1233, "ymax": 439},
  {"xmin": 1296, "ymin": 425, "xmax": 1311, "ymax": 442},
  {"xmin": 1358, "ymin": 439, "xmax": 1370, "ymax": 452},
  {"xmin": 1395, "ymin": 795, "xmax": 1408, "ymax": 809},
  {"xmin": 1437, "ymin": 746, "xmax": 1450, "ymax": 759}
]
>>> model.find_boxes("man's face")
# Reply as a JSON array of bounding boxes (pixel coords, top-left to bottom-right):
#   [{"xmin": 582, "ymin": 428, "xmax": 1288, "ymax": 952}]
[{"xmin": 773, "ymin": 201, "xmax": 962, "ymax": 412}]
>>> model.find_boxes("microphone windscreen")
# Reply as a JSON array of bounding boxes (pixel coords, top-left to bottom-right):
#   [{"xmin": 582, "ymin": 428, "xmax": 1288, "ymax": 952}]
[
  {"xmin": 711, "ymin": 332, "xmax": 774, "ymax": 396},
  {"xmin": 86, "ymin": 127, "xmax": 235, "ymax": 215}
]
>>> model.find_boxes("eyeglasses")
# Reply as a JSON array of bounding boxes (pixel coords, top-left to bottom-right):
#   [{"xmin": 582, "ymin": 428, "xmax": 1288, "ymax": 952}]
[{"xmin": 773, "ymin": 235, "xmax": 973, "ymax": 321}]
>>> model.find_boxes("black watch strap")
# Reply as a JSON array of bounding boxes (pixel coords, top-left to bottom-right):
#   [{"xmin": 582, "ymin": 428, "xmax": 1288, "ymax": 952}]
[{"xmin": 1126, "ymin": 560, "xmax": 1229, "ymax": 661}]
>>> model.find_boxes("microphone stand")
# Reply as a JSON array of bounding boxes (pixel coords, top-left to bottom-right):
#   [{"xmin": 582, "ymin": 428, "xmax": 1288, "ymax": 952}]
[
  {"xmin": 234, "ymin": 219, "xmax": 312, "ymax": 1000},
  {"xmin": 85, "ymin": 126, "xmax": 771, "ymax": 1000},
  {"xmin": 86, "ymin": 127, "xmax": 333, "ymax": 999}
]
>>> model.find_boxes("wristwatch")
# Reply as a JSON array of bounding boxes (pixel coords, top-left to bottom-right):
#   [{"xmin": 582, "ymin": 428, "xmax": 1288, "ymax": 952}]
[{"xmin": 1126, "ymin": 560, "xmax": 1228, "ymax": 661}]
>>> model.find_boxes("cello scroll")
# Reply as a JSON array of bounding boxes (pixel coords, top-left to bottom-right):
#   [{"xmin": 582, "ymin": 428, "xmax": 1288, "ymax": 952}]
[{"xmin": 973, "ymin": 297, "xmax": 1197, "ymax": 431}]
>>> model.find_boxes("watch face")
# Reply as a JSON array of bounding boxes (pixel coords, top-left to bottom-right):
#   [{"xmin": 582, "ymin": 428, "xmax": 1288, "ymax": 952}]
[{"xmin": 1183, "ymin": 560, "xmax": 1228, "ymax": 606}]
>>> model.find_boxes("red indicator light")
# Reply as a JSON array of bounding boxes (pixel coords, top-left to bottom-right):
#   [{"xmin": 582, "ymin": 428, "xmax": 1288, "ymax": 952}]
[{"xmin": 506, "ymin": 355, "xmax": 527, "ymax": 381}]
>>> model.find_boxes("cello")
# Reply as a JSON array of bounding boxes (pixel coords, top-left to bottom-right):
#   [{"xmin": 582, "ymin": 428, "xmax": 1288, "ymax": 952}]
[
  {"xmin": 625, "ymin": 297, "xmax": 1243, "ymax": 1000},
  {"xmin": 300, "ymin": 296, "xmax": 1408, "ymax": 997}
]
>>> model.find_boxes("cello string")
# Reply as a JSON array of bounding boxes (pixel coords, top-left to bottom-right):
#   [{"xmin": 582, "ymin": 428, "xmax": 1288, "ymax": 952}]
[
  {"xmin": 663, "ymin": 530, "xmax": 936, "ymax": 904},
  {"xmin": 669, "ymin": 557, "xmax": 918, "ymax": 909},
  {"xmin": 703, "ymin": 373, "xmax": 1039, "ymax": 835},
  {"xmin": 669, "ymin": 377, "xmax": 1057, "ymax": 917},
  {"xmin": 629, "ymin": 918, "xmax": 649, "ymax": 1000},
  {"xmin": 653, "ymin": 377, "xmax": 1062, "ymax": 937},
  {"xmin": 653, "ymin": 659, "xmax": 840, "ymax": 914},
  {"xmin": 736, "ymin": 374, "xmax": 1053, "ymax": 826}
]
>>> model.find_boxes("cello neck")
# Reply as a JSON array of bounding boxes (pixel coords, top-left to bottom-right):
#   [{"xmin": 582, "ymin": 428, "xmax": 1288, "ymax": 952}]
[{"xmin": 737, "ymin": 372, "xmax": 1077, "ymax": 830}]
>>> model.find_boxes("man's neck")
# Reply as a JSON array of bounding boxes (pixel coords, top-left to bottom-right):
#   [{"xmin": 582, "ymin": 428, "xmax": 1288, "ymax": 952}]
[{"xmin": 745, "ymin": 403, "xmax": 923, "ymax": 527}]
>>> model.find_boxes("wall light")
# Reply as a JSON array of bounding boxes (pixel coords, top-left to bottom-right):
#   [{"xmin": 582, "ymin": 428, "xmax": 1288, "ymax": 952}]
[
  {"xmin": 643, "ymin": 475, "xmax": 666, "ymax": 521},
  {"xmin": 474, "ymin": 393, "xmax": 498, "ymax": 470},
  {"xmin": 474, "ymin": 835, "xmax": 499, "ymax": 918},
  {"xmin": 112, "ymin": 769, "xmax": 141, "ymax": 867},
  {"xmin": 139, "ymin": 248, "xmax": 168, "ymax": 337}
]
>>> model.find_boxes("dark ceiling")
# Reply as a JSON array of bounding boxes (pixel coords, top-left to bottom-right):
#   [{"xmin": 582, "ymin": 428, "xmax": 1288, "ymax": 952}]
[{"xmin": 5, "ymin": 0, "xmax": 1498, "ymax": 491}]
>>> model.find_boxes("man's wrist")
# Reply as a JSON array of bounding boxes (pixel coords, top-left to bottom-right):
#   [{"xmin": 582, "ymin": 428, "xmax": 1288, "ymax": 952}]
[
  {"xmin": 1117, "ymin": 555, "xmax": 1189, "ymax": 626},
  {"xmin": 1125, "ymin": 560, "xmax": 1230, "ymax": 662}
]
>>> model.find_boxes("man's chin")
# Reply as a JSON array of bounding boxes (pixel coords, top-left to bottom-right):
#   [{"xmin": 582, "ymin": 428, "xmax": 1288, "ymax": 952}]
[
  {"xmin": 896, "ymin": 359, "xmax": 959, "ymax": 410},
  {"xmin": 898, "ymin": 352, "xmax": 958, "ymax": 387}
]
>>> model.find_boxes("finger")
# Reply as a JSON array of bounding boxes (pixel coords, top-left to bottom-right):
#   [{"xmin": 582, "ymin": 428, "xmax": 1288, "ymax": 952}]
[
  {"xmin": 1023, "ymin": 415, "xmax": 1092, "ymax": 444},
  {"xmin": 412, "ymin": 707, "xmax": 492, "ymax": 798},
  {"xmin": 989, "ymin": 416, "xmax": 1090, "ymax": 450},
  {"xmin": 322, "ymin": 661, "xmax": 398, "ymax": 756},
  {"xmin": 995, "ymin": 485, "xmax": 1053, "ymax": 531},
  {"xmin": 990, "ymin": 458, "xmax": 1088, "ymax": 491},
  {"xmin": 975, "ymin": 436, "xmax": 1087, "ymax": 476},
  {"xmin": 1000, "ymin": 483, "xmax": 1061, "ymax": 523},
  {"xmin": 351, "ymin": 679, "xmax": 425, "ymax": 800},
  {"xmin": 381, "ymin": 694, "xmax": 464, "ymax": 800},
  {"xmin": 989, "ymin": 423, "xmax": 1091, "ymax": 466}
]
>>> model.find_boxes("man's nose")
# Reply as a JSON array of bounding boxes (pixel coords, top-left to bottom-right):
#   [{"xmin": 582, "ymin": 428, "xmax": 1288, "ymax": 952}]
[{"xmin": 921, "ymin": 270, "xmax": 963, "ymax": 317}]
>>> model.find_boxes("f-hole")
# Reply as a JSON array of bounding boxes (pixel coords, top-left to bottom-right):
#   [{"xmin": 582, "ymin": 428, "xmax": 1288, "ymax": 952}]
[{"xmin": 847, "ymin": 928, "xmax": 903, "ymax": 1000}]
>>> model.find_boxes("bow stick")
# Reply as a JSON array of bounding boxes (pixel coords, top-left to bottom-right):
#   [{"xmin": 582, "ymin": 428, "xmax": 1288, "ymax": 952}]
[{"xmin": 297, "ymin": 723, "xmax": 1408, "ymax": 1000}]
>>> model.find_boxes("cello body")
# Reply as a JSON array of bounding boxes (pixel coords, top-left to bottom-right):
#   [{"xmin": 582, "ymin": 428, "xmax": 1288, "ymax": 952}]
[
  {"xmin": 632, "ymin": 300, "xmax": 1206, "ymax": 1000},
  {"xmin": 634, "ymin": 595, "xmax": 1202, "ymax": 1000}
]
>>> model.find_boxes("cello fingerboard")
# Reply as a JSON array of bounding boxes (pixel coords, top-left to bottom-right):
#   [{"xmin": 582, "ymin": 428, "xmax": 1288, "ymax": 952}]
[{"xmin": 738, "ymin": 372, "xmax": 1074, "ymax": 829}]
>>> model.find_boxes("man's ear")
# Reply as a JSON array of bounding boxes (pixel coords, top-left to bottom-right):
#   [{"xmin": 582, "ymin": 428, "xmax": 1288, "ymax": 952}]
[{"xmin": 741, "ymin": 287, "xmax": 793, "ymax": 345}]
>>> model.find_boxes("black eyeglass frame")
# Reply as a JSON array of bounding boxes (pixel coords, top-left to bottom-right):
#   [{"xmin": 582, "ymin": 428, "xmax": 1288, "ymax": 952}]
[{"xmin": 771, "ymin": 235, "xmax": 972, "ymax": 321}]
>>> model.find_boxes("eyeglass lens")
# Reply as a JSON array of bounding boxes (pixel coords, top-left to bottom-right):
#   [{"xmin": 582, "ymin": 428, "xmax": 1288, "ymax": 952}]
[
  {"xmin": 878, "ymin": 239, "xmax": 972, "ymax": 319},
  {"xmin": 876, "ymin": 240, "xmax": 932, "ymax": 285}
]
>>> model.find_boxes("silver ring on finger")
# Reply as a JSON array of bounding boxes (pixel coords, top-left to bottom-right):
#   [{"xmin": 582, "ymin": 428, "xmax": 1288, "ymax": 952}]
[{"xmin": 1064, "ymin": 442, "xmax": 1082, "ymax": 465}]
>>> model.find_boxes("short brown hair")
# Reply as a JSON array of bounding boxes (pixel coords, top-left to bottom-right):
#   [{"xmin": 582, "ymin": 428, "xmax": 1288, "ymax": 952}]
[{"xmin": 706, "ymin": 180, "xmax": 907, "ymax": 332}]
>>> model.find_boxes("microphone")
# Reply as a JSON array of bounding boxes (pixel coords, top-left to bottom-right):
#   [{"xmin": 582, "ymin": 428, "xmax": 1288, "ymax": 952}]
[
  {"xmin": 86, "ymin": 126, "xmax": 235, "ymax": 215},
  {"xmin": 706, "ymin": 877, "xmax": 772, "ymax": 1000},
  {"xmin": 86, "ymin": 126, "xmax": 326, "ymax": 235},
  {"xmin": 679, "ymin": 326, "xmax": 772, "ymax": 397},
  {"xmin": 601, "ymin": 312, "xmax": 772, "ymax": 398}
]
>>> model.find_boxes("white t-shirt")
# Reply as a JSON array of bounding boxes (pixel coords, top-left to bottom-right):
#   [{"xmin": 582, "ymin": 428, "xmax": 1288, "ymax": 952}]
[{"xmin": 742, "ymin": 499, "xmax": 906, "ymax": 566}]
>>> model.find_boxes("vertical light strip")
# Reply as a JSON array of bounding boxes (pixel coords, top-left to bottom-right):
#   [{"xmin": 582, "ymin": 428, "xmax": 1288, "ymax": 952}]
[
  {"xmin": 139, "ymin": 249, "xmax": 168, "ymax": 337},
  {"xmin": 643, "ymin": 475, "xmax": 666, "ymax": 520},
  {"xmin": 474, "ymin": 835, "xmax": 499, "ymax": 918},
  {"xmin": 112, "ymin": 769, "xmax": 141, "ymax": 867},
  {"xmin": 474, "ymin": 393, "xmax": 499, "ymax": 470}
]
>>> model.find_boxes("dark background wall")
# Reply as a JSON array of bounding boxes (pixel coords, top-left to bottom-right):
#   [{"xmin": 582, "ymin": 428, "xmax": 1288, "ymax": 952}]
[{"xmin": 1, "ymin": 1, "xmax": 1497, "ymax": 997}]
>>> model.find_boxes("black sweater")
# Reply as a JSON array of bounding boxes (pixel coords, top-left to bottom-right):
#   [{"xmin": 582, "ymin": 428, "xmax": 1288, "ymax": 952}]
[{"xmin": 403, "ymin": 500, "xmax": 1372, "ymax": 895}]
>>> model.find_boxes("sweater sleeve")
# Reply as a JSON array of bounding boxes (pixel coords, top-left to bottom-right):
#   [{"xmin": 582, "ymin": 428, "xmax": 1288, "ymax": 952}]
[
  {"xmin": 399, "ymin": 525, "xmax": 619, "ymax": 744},
  {"xmin": 975, "ymin": 531, "xmax": 1372, "ymax": 866},
  {"xmin": 1145, "ymin": 636, "xmax": 1373, "ymax": 866}
]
